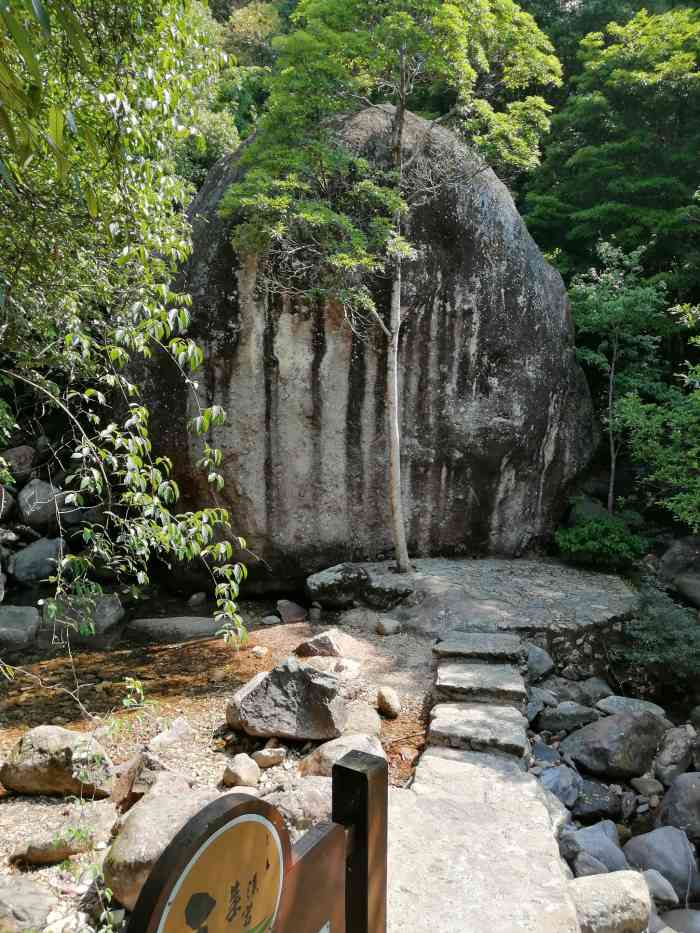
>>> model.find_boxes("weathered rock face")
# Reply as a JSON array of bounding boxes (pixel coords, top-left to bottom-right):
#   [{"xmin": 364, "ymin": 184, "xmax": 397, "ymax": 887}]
[{"xmin": 146, "ymin": 106, "xmax": 594, "ymax": 590}]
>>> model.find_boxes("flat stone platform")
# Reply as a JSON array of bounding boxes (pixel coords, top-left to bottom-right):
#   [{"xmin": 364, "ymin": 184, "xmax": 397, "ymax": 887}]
[{"xmin": 337, "ymin": 558, "xmax": 638, "ymax": 637}]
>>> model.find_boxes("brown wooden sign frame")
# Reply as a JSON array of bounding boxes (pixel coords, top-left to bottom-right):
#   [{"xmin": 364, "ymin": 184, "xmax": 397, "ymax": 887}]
[{"xmin": 127, "ymin": 750, "xmax": 388, "ymax": 933}]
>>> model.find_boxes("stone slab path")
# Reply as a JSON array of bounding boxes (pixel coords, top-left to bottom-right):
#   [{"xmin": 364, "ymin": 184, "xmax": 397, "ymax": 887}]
[{"xmin": 387, "ymin": 619, "xmax": 582, "ymax": 931}]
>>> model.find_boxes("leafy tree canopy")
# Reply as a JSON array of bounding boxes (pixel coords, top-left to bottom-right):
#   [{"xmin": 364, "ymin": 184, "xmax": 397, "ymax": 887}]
[{"xmin": 523, "ymin": 8, "xmax": 700, "ymax": 299}]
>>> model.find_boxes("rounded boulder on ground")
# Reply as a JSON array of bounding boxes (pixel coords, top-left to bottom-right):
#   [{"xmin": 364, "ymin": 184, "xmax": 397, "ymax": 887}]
[
  {"xmin": 569, "ymin": 870, "xmax": 651, "ymax": 933},
  {"xmin": 298, "ymin": 733, "xmax": 386, "ymax": 777},
  {"xmin": 0, "ymin": 725, "xmax": 113, "ymax": 798}
]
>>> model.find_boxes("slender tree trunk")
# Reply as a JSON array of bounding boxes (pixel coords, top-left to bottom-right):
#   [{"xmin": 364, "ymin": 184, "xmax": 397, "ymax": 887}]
[
  {"xmin": 387, "ymin": 259, "xmax": 411, "ymax": 572},
  {"xmin": 607, "ymin": 342, "xmax": 618, "ymax": 514},
  {"xmin": 385, "ymin": 55, "xmax": 411, "ymax": 573}
]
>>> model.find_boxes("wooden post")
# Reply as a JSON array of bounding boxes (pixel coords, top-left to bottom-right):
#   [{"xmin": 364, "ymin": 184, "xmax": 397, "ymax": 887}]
[{"xmin": 332, "ymin": 751, "xmax": 388, "ymax": 933}]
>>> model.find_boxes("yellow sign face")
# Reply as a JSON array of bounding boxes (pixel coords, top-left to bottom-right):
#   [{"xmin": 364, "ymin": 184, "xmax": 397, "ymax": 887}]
[{"xmin": 157, "ymin": 813, "xmax": 285, "ymax": 933}]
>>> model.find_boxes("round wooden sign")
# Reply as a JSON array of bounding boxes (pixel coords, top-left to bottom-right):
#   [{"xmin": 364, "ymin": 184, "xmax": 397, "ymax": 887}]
[{"xmin": 128, "ymin": 795, "xmax": 292, "ymax": 933}]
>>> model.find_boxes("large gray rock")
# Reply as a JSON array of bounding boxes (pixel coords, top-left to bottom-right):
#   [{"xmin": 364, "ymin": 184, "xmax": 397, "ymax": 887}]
[
  {"xmin": 0, "ymin": 606, "xmax": 40, "ymax": 651},
  {"xmin": 226, "ymin": 656, "xmax": 347, "ymax": 740},
  {"xmin": 676, "ymin": 575, "xmax": 700, "ymax": 609},
  {"xmin": 657, "ymin": 773, "xmax": 700, "ymax": 842},
  {"xmin": 9, "ymin": 537, "xmax": 64, "ymax": 584},
  {"xmin": 559, "ymin": 712, "xmax": 667, "ymax": 779},
  {"xmin": 560, "ymin": 822, "xmax": 629, "ymax": 873},
  {"xmin": 103, "ymin": 773, "xmax": 219, "ymax": 910},
  {"xmin": 623, "ymin": 827, "xmax": 700, "ymax": 902},
  {"xmin": 17, "ymin": 479, "xmax": 67, "ymax": 532},
  {"xmin": 0, "ymin": 725, "xmax": 113, "ymax": 797},
  {"xmin": 597, "ymin": 696, "xmax": 667, "ymax": 720},
  {"xmin": 44, "ymin": 594, "xmax": 125, "ymax": 644},
  {"xmin": 0, "ymin": 873, "xmax": 58, "ymax": 932},
  {"xmin": 643, "ymin": 870, "xmax": 679, "ymax": 911},
  {"xmin": 568, "ymin": 871, "xmax": 651, "ymax": 933},
  {"xmin": 145, "ymin": 106, "xmax": 594, "ymax": 591},
  {"xmin": 1, "ymin": 445, "xmax": 36, "ymax": 484},
  {"xmin": 655, "ymin": 727, "xmax": 695, "ymax": 787},
  {"xmin": 660, "ymin": 537, "xmax": 700, "ymax": 583},
  {"xmin": 125, "ymin": 615, "xmax": 221, "ymax": 643}
]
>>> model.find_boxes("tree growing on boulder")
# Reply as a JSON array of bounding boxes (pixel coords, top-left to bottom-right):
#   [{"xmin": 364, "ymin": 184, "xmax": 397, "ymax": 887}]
[{"xmin": 220, "ymin": 0, "xmax": 561, "ymax": 571}]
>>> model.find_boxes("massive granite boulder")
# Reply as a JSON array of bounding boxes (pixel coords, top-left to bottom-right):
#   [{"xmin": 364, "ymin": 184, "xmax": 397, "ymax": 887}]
[{"xmin": 146, "ymin": 106, "xmax": 594, "ymax": 591}]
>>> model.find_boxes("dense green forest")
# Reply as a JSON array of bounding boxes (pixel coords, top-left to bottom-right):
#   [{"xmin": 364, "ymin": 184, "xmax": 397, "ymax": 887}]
[{"xmin": 1, "ymin": 0, "xmax": 700, "ymax": 619}]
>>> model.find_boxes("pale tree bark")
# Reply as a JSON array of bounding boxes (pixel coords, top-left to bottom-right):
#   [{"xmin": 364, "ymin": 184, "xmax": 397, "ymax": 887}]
[
  {"xmin": 385, "ymin": 52, "xmax": 411, "ymax": 573},
  {"xmin": 607, "ymin": 337, "xmax": 619, "ymax": 514}
]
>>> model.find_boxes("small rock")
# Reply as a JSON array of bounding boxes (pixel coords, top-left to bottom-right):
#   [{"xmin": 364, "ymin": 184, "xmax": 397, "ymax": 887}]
[
  {"xmin": 532, "ymin": 742, "xmax": 561, "ymax": 766},
  {"xmin": 572, "ymin": 779, "xmax": 622, "ymax": 823},
  {"xmin": 1, "ymin": 445, "xmax": 37, "ymax": 484},
  {"xmin": 579, "ymin": 677, "xmax": 615, "ymax": 707},
  {"xmin": 262, "ymin": 776, "xmax": 332, "ymax": 838},
  {"xmin": 560, "ymin": 821, "xmax": 629, "ymax": 873},
  {"xmin": 689, "ymin": 705, "xmax": 700, "ymax": 732},
  {"xmin": 18, "ymin": 479, "xmax": 67, "ymax": 532},
  {"xmin": 541, "ymin": 764, "xmax": 583, "ymax": 808},
  {"xmin": 574, "ymin": 852, "xmax": 610, "ymax": 877},
  {"xmin": 632, "ymin": 775, "xmax": 665, "ymax": 797},
  {"xmin": 569, "ymin": 871, "xmax": 651, "ymax": 933},
  {"xmin": 276, "ymin": 599, "xmax": 307, "ymax": 623},
  {"xmin": 655, "ymin": 726, "xmax": 695, "ymax": 787},
  {"xmin": 309, "ymin": 607, "xmax": 322, "ymax": 622},
  {"xmin": 251, "ymin": 645, "xmax": 268, "ymax": 658},
  {"xmin": 376, "ymin": 618, "xmax": 402, "ymax": 636},
  {"xmin": 657, "ymin": 772, "xmax": 700, "ymax": 842},
  {"xmin": 537, "ymin": 701, "xmax": 599, "ymax": 734},
  {"xmin": 44, "ymin": 594, "xmax": 125, "ymax": 644},
  {"xmin": 262, "ymin": 615, "xmax": 279, "ymax": 626},
  {"xmin": 0, "ymin": 605, "xmax": 40, "ymax": 651},
  {"xmin": 643, "ymin": 870, "xmax": 679, "ymax": 911},
  {"xmin": 527, "ymin": 645, "xmax": 554, "ymax": 683},
  {"xmin": 298, "ymin": 733, "xmax": 386, "ymax": 777},
  {"xmin": 623, "ymin": 826, "xmax": 700, "ymax": 902},
  {"xmin": 149, "ymin": 717, "xmax": 195, "ymax": 752},
  {"xmin": 596, "ymin": 695, "xmax": 667, "ymax": 719},
  {"xmin": 294, "ymin": 629, "xmax": 344, "ymax": 658},
  {"xmin": 377, "ymin": 686, "xmax": 401, "ymax": 719},
  {"xmin": 0, "ymin": 725, "xmax": 113, "ymax": 797},
  {"xmin": 343, "ymin": 702, "xmax": 382, "ymax": 737},
  {"xmin": 252, "ymin": 747, "xmax": 286, "ymax": 769},
  {"xmin": 187, "ymin": 591, "xmax": 207, "ymax": 608},
  {"xmin": 10, "ymin": 537, "xmax": 64, "ymax": 584},
  {"xmin": 223, "ymin": 753, "xmax": 261, "ymax": 787}
]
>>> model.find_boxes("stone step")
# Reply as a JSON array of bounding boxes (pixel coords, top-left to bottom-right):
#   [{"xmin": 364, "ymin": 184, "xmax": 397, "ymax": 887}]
[
  {"xmin": 393, "ymin": 749, "xmax": 580, "ymax": 932},
  {"xmin": 433, "ymin": 632, "xmax": 524, "ymax": 663},
  {"xmin": 435, "ymin": 660, "xmax": 527, "ymax": 709},
  {"xmin": 428, "ymin": 702, "xmax": 529, "ymax": 759}
]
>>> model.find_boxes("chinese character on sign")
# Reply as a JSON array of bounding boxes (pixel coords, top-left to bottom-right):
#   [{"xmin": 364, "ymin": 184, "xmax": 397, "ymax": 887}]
[{"xmin": 226, "ymin": 880, "xmax": 242, "ymax": 922}]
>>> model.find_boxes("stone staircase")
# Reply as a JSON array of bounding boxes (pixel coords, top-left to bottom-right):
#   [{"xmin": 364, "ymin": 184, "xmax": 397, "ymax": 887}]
[{"xmin": 387, "ymin": 631, "xmax": 581, "ymax": 932}]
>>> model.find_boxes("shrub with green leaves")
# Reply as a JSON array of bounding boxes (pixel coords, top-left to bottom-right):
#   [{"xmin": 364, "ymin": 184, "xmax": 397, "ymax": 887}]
[
  {"xmin": 555, "ymin": 514, "xmax": 648, "ymax": 569},
  {"xmin": 613, "ymin": 583, "xmax": 700, "ymax": 690}
]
